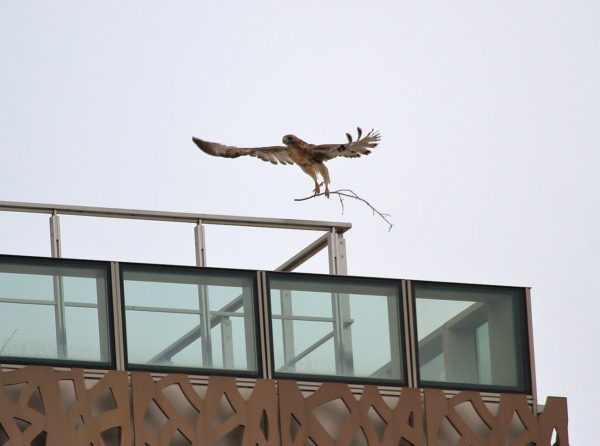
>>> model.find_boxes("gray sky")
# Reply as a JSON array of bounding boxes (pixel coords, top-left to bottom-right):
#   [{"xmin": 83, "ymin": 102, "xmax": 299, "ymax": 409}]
[{"xmin": 1, "ymin": 1, "xmax": 598, "ymax": 443}]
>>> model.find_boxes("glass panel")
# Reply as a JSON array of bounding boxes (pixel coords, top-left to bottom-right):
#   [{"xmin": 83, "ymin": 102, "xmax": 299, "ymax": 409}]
[
  {"xmin": 65, "ymin": 307, "xmax": 101, "ymax": 360},
  {"xmin": 0, "ymin": 256, "xmax": 112, "ymax": 365},
  {"xmin": 121, "ymin": 264, "xmax": 258, "ymax": 374},
  {"xmin": 0, "ymin": 302, "xmax": 56, "ymax": 358},
  {"xmin": 413, "ymin": 282, "xmax": 530, "ymax": 392},
  {"xmin": 268, "ymin": 273, "xmax": 404, "ymax": 383},
  {"xmin": 0, "ymin": 272, "xmax": 54, "ymax": 301}
]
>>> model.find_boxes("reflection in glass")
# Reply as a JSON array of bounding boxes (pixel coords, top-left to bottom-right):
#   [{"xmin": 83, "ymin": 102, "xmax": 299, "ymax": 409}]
[
  {"xmin": 414, "ymin": 282, "xmax": 530, "ymax": 392},
  {"xmin": 121, "ymin": 265, "xmax": 257, "ymax": 374},
  {"xmin": 268, "ymin": 273, "xmax": 404, "ymax": 383},
  {"xmin": 0, "ymin": 256, "xmax": 112, "ymax": 365}
]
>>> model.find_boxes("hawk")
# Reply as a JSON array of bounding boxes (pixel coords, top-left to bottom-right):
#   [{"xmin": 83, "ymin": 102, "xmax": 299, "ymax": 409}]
[{"xmin": 192, "ymin": 127, "xmax": 380, "ymax": 198}]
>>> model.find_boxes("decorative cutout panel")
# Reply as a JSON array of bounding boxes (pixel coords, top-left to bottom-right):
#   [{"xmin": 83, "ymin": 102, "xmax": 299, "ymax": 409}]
[
  {"xmin": 424, "ymin": 389, "xmax": 569, "ymax": 446},
  {"xmin": 0, "ymin": 367, "xmax": 569, "ymax": 446},
  {"xmin": 0, "ymin": 366, "xmax": 130, "ymax": 446},
  {"xmin": 131, "ymin": 373, "xmax": 279, "ymax": 446},
  {"xmin": 278, "ymin": 380, "xmax": 425, "ymax": 446}
]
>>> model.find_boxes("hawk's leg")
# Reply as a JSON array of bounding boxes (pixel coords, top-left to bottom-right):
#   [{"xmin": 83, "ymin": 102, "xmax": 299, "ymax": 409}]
[
  {"xmin": 315, "ymin": 163, "xmax": 331, "ymax": 198},
  {"xmin": 300, "ymin": 165, "xmax": 322, "ymax": 196}
]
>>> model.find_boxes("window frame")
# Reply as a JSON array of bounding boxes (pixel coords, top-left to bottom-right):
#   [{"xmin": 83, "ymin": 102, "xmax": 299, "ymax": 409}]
[
  {"xmin": 265, "ymin": 270, "xmax": 409, "ymax": 386},
  {"xmin": 119, "ymin": 262, "xmax": 263, "ymax": 378},
  {"xmin": 410, "ymin": 280, "xmax": 532, "ymax": 394},
  {"xmin": 0, "ymin": 254, "xmax": 116, "ymax": 369}
]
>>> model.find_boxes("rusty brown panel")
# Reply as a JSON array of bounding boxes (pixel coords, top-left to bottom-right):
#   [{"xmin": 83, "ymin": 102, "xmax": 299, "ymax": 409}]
[
  {"xmin": 278, "ymin": 380, "xmax": 425, "ymax": 446},
  {"xmin": 424, "ymin": 389, "xmax": 569, "ymax": 446},
  {"xmin": 0, "ymin": 366, "xmax": 131, "ymax": 446},
  {"xmin": 131, "ymin": 372, "xmax": 279, "ymax": 446}
]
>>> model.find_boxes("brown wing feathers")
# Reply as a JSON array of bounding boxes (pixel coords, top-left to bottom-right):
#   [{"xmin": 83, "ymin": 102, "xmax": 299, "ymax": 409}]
[
  {"xmin": 192, "ymin": 127, "xmax": 380, "ymax": 165},
  {"xmin": 192, "ymin": 137, "xmax": 294, "ymax": 165},
  {"xmin": 319, "ymin": 127, "xmax": 380, "ymax": 158}
]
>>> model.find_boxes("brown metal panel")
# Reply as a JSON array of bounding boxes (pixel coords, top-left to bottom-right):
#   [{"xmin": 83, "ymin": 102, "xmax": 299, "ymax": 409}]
[
  {"xmin": 0, "ymin": 366, "xmax": 131, "ymax": 446},
  {"xmin": 278, "ymin": 380, "xmax": 425, "ymax": 446},
  {"xmin": 131, "ymin": 372, "xmax": 279, "ymax": 446},
  {"xmin": 424, "ymin": 389, "xmax": 569, "ymax": 446}
]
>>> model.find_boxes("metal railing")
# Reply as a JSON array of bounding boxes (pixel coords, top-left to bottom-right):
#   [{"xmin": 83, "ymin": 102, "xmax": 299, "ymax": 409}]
[{"xmin": 0, "ymin": 200, "xmax": 351, "ymax": 273}]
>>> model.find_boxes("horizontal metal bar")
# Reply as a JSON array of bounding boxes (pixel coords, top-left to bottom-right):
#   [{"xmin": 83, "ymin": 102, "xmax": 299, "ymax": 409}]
[
  {"xmin": 0, "ymin": 297, "xmax": 98, "ymax": 309},
  {"xmin": 0, "ymin": 297, "xmax": 55, "ymax": 306},
  {"xmin": 271, "ymin": 314, "xmax": 335, "ymax": 323},
  {"xmin": 124, "ymin": 305, "xmax": 246, "ymax": 317},
  {"xmin": 275, "ymin": 233, "xmax": 330, "ymax": 272},
  {"xmin": 125, "ymin": 305, "xmax": 203, "ymax": 315},
  {"xmin": 0, "ymin": 201, "xmax": 351, "ymax": 233}
]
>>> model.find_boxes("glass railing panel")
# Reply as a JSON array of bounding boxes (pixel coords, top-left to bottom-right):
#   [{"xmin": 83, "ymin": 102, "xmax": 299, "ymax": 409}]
[
  {"xmin": 413, "ymin": 281, "xmax": 531, "ymax": 393},
  {"xmin": 0, "ymin": 255, "xmax": 113, "ymax": 366},
  {"xmin": 267, "ymin": 272, "xmax": 406, "ymax": 384},
  {"xmin": 120, "ymin": 264, "xmax": 259, "ymax": 375}
]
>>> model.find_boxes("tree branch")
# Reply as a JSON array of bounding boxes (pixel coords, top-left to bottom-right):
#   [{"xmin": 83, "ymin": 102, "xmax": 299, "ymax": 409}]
[{"xmin": 295, "ymin": 189, "xmax": 393, "ymax": 231}]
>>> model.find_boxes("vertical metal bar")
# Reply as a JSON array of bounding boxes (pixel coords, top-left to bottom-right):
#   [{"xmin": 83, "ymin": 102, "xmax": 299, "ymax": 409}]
[
  {"xmin": 404, "ymin": 280, "xmax": 419, "ymax": 388},
  {"xmin": 52, "ymin": 274, "xmax": 67, "ymax": 358},
  {"xmin": 194, "ymin": 220, "xmax": 206, "ymax": 267},
  {"xmin": 328, "ymin": 230, "xmax": 338, "ymax": 274},
  {"xmin": 198, "ymin": 283, "xmax": 212, "ymax": 367},
  {"xmin": 49, "ymin": 213, "xmax": 67, "ymax": 357},
  {"xmin": 331, "ymin": 291, "xmax": 354, "ymax": 376},
  {"xmin": 327, "ymin": 229, "xmax": 348, "ymax": 275},
  {"xmin": 335, "ymin": 232, "xmax": 348, "ymax": 275},
  {"xmin": 330, "ymin": 293, "xmax": 343, "ymax": 374},
  {"xmin": 280, "ymin": 289, "xmax": 295, "ymax": 372},
  {"xmin": 49, "ymin": 212, "xmax": 61, "ymax": 258},
  {"xmin": 327, "ymin": 229, "xmax": 352, "ymax": 374},
  {"xmin": 386, "ymin": 288, "xmax": 402, "ymax": 379},
  {"xmin": 221, "ymin": 317, "xmax": 234, "ymax": 368},
  {"xmin": 242, "ymin": 284, "xmax": 256, "ymax": 371},
  {"xmin": 256, "ymin": 271, "xmax": 272, "ymax": 379},
  {"xmin": 110, "ymin": 262, "xmax": 126, "ymax": 370},
  {"xmin": 525, "ymin": 287, "xmax": 538, "ymax": 411},
  {"xmin": 96, "ymin": 275, "xmax": 110, "ymax": 362},
  {"xmin": 195, "ymin": 221, "xmax": 212, "ymax": 365}
]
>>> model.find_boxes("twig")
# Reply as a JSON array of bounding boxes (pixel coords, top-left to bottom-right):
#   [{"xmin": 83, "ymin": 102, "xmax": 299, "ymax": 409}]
[{"xmin": 295, "ymin": 189, "xmax": 393, "ymax": 231}]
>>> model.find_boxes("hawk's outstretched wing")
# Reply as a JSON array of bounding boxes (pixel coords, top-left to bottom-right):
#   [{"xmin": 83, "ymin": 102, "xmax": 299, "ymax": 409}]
[
  {"xmin": 311, "ymin": 128, "xmax": 381, "ymax": 159},
  {"xmin": 192, "ymin": 137, "xmax": 294, "ymax": 165}
]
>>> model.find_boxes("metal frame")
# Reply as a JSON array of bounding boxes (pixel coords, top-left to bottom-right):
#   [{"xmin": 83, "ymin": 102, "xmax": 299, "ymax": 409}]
[
  {"xmin": 0, "ymin": 200, "xmax": 538, "ymax": 399},
  {"xmin": 0, "ymin": 254, "xmax": 116, "ymax": 370},
  {"xmin": 117, "ymin": 262, "xmax": 262, "ymax": 378},
  {"xmin": 263, "ymin": 271, "xmax": 409, "ymax": 386},
  {"xmin": 0, "ymin": 200, "xmax": 350, "ymax": 276},
  {"xmin": 0, "ymin": 253, "xmax": 537, "ymax": 397},
  {"xmin": 409, "ymin": 280, "xmax": 534, "ymax": 395}
]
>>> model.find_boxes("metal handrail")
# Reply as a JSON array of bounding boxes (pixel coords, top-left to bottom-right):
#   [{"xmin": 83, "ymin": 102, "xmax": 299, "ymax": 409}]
[{"xmin": 0, "ymin": 200, "xmax": 351, "ymax": 232}]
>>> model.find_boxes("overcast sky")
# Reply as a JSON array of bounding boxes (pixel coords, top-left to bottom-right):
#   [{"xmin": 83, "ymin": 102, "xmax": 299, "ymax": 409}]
[{"xmin": 1, "ymin": 2, "xmax": 598, "ymax": 443}]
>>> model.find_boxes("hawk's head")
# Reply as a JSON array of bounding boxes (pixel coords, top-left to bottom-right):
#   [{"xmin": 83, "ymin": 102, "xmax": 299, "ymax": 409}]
[{"xmin": 282, "ymin": 134, "xmax": 301, "ymax": 147}]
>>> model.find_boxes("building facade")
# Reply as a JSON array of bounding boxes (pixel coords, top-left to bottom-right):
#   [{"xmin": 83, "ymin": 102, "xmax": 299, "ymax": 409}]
[{"xmin": 0, "ymin": 202, "xmax": 568, "ymax": 445}]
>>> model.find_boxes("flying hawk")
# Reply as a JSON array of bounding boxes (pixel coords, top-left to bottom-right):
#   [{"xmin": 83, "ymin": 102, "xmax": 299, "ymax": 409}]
[{"xmin": 192, "ymin": 127, "xmax": 380, "ymax": 197}]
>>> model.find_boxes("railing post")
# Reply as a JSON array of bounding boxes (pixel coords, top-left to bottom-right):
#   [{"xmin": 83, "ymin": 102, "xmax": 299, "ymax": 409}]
[
  {"xmin": 328, "ymin": 229, "xmax": 347, "ymax": 275},
  {"xmin": 194, "ymin": 220, "xmax": 212, "ymax": 365},
  {"xmin": 328, "ymin": 229, "xmax": 353, "ymax": 374},
  {"xmin": 49, "ymin": 212, "xmax": 61, "ymax": 258},
  {"xmin": 194, "ymin": 220, "xmax": 206, "ymax": 267},
  {"xmin": 49, "ymin": 211, "xmax": 67, "ymax": 357}
]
